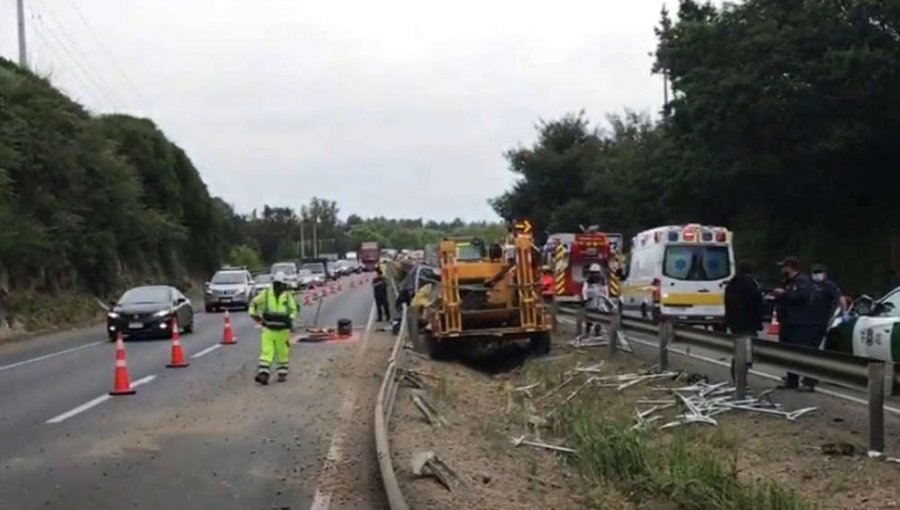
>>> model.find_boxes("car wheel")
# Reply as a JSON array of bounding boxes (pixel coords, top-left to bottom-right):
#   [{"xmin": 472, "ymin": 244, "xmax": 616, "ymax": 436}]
[
  {"xmin": 184, "ymin": 321, "xmax": 194, "ymax": 334},
  {"xmin": 205, "ymin": 305, "xmax": 214, "ymax": 313},
  {"xmin": 108, "ymin": 333, "xmax": 117, "ymax": 342}
]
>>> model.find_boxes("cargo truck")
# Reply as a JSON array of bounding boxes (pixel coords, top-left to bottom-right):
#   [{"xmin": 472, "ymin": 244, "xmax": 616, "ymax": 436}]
[{"xmin": 360, "ymin": 242, "xmax": 380, "ymax": 271}]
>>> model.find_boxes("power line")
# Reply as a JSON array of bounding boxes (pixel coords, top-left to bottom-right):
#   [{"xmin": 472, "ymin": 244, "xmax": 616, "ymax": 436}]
[
  {"xmin": 30, "ymin": 0, "xmax": 121, "ymax": 109},
  {"xmin": 63, "ymin": 0, "xmax": 152, "ymax": 114},
  {"xmin": 27, "ymin": 21, "xmax": 108, "ymax": 109},
  {"xmin": 29, "ymin": 12, "xmax": 119, "ymax": 111}
]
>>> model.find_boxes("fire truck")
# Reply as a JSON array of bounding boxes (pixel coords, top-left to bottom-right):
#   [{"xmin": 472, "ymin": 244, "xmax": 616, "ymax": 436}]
[{"xmin": 543, "ymin": 227, "xmax": 616, "ymax": 303}]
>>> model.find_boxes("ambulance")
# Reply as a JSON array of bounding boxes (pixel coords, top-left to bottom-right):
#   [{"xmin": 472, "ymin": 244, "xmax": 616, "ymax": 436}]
[{"xmin": 621, "ymin": 224, "xmax": 734, "ymax": 328}]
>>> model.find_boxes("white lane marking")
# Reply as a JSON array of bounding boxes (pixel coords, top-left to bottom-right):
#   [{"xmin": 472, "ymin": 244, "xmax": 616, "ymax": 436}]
[
  {"xmin": 191, "ymin": 344, "xmax": 222, "ymax": 359},
  {"xmin": 46, "ymin": 374, "xmax": 157, "ymax": 424},
  {"xmin": 308, "ymin": 301, "xmax": 376, "ymax": 510},
  {"xmin": 0, "ymin": 340, "xmax": 105, "ymax": 373}
]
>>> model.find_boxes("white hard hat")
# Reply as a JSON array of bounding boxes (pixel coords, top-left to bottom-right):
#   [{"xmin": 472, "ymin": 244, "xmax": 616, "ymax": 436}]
[
  {"xmin": 589, "ymin": 263, "xmax": 602, "ymax": 272},
  {"xmin": 273, "ymin": 272, "xmax": 288, "ymax": 284}
]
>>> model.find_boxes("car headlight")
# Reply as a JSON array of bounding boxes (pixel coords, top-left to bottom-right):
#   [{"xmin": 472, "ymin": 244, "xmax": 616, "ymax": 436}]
[
  {"xmin": 205, "ymin": 289, "xmax": 213, "ymax": 295},
  {"xmin": 107, "ymin": 312, "xmax": 119, "ymax": 319},
  {"xmin": 154, "ymin": 309, "xmax": 172, "ymax": 318}
]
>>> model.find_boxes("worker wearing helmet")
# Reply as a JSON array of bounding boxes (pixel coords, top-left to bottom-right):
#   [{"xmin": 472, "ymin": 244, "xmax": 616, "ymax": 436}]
[
  {"xmin": 249, "ymin": 271, "xmax": 299, "ymax": 385},
  {"xmin": 581, "ymin": 263, "xmax": 608, "ymax": 338}
]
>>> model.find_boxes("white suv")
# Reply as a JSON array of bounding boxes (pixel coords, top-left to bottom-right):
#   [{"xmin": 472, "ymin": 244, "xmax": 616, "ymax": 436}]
[{"xmin": 205, "ymin": 269, "xmax": 254, "ymax": 312}]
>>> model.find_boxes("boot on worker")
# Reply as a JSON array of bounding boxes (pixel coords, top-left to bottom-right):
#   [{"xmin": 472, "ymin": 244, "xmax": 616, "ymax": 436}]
[{"xmin": 249, "ymin": 271, "xmax": 299, "ymax": 385}]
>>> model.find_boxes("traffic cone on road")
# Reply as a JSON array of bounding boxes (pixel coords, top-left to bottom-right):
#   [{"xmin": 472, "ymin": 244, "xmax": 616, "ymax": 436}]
[
  {"xmin": 338, "ymin": 281, "xmax": 342, "ymax": 292},
  {"xmin": 221, "ymin": 310, "xmax": 237, "ymax": 345},
  {"xmin": 167, "ymin": 319, "xmax": 189, "ymax": 368},
  {"xmin": 303, "ymin": 293, "xmax": 312, "ymax": 306},
  {"xmin": 110, "ymin": 333, "xmax": 136, "ymax": 396},
  {"xmin": 322, "ymin": 285, "xmax": 329, "ymax": 297},
  {"xmin": 766, "ymin": 310, "xmax": 781, "ymax": 336}
]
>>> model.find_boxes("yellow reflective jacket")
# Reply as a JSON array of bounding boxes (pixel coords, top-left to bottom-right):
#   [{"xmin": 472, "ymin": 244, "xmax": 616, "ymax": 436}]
[{"xmin": 249, "ymin": 288, "xmax": 299, "ymax": 327}]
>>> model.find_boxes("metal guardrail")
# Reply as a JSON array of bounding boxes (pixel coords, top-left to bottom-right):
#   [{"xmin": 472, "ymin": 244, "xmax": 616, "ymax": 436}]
[
  {"xmin": 556, "ymin": 305, "xmax": 895, "ymax": 453},
  {"xmin": 374, "ymin": 266, "xmax": 410, "ymax": 510}
]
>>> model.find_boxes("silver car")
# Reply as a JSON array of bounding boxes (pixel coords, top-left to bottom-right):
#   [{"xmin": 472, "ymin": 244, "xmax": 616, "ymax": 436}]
[{"xmin": 205, "ymin": 269, "xmax": 254, "ymax": 312}]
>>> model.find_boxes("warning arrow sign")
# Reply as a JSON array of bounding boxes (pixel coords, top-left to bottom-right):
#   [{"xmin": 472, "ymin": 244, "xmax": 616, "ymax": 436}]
[{"xmin": 514, "ymin": 219, "xmax": 533, "ymax": 234}]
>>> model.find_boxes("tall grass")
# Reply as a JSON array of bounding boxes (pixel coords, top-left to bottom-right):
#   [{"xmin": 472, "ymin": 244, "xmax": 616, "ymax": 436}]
[{"xmin": 560, "ymin": 407, "xmax": 813, "ymax": 510}]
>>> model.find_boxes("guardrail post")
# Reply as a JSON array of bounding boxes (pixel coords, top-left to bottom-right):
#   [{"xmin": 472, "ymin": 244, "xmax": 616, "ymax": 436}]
[
  {"xmin": 885, "ymin": 362, "xmax": 896, "ymax": 397},
  {"xmin": 868, "ymin": 361, "xmax": 886, "ymax": 454},
  {"xmin": 734, "ymin": 336, "xmax": 750, "ymax": 399},
  {"xmin": 551, "ymin": 300, "xmax": 560, "ymax": 333},
  {"xmin": 608, "ymin": 305, "xmax": 621, "ymax": 357},
  {"xmin": 658, "ymin": 319, "xmax": 672, "ymax": 372},
  {"xmin": 575, "ymin": 306, "xmax": 585, "ymax": 336},
  {"xmin": 407, "ymin": 305, "xmax": 419, "ymax": 350}
]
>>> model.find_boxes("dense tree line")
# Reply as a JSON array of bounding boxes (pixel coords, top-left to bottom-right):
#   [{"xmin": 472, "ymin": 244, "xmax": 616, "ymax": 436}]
[
  {"xmin": 0, "ymin": 58, "xmax": 234, "ymax": 295},
  {"xmin": 492, "ymin": 0, "xmax": 900, "ymax": 294},
  {"xmin": 227, "ymin": 198, "xmax": 506, "ymax": 268}
]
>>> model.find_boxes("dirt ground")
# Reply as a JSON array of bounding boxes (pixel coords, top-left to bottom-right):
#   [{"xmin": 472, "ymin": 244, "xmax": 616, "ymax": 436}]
[{"xmin": 389, "ymin": 334, "xmax": 900, "ymax": 509}]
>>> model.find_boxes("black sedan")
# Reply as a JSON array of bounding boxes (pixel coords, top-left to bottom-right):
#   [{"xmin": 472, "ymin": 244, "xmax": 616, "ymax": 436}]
[{"xmin": 107, "ymin": 285, "xmax": 195, "ymax": 341}]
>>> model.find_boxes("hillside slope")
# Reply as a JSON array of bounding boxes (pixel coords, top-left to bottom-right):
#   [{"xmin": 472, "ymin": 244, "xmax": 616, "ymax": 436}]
[{"xmin": 0, "ymin": 58, "xmax": 234, "ymax": 334}]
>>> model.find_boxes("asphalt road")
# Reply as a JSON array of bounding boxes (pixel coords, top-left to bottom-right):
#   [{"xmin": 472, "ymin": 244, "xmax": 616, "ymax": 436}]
[{"xmin": 0, "ymin": 274, "xmax": 379, "ymax": 510}]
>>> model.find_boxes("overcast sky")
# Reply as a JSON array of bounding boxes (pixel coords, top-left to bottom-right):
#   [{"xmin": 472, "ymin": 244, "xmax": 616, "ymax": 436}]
[{"xmin": 0, "ymin": 0, "xmax": 664, "ymax": 221}]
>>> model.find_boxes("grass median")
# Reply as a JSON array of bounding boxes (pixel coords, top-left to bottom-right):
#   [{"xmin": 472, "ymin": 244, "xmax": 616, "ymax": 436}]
[{"xmin": 520, "ymin": 353, "xmax": 813, "ymax": 510}]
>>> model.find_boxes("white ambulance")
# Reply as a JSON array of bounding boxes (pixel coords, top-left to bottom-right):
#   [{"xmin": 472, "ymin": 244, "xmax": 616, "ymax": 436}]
[{"xmin": 621, "ymin": 224, "xmax": 735, "ymax": 328}]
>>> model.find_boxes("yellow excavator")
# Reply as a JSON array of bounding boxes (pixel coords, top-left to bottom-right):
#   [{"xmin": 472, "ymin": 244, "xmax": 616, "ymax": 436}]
[{"xmin": 413, "ymin": 226, "xmax": 551, "ymax": 359}]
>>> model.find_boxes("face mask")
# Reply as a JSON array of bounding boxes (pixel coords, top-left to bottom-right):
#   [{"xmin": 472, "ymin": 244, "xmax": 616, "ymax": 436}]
[{"xmin": 812, "ymin": 273, "xmax": 825, "ymax": 282}]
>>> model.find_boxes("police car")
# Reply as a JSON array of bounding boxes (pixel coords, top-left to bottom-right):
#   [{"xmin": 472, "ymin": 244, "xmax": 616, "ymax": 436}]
[{"xmin": 824, "ymin": 286, "xmax": 900, "ymax": 362}]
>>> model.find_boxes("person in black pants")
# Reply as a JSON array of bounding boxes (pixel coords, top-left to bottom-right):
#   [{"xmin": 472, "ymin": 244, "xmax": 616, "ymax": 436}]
[
  {"xmin": 774, "ymin": 256, "xmax": 819, "ymax": 390},
  {"xmin": 724, "ymin": 260, "xmax": 764, "ymax": 383},
  {"xmin": 372, "ymin": 268, "xmax": 390, "ymax": 322}
]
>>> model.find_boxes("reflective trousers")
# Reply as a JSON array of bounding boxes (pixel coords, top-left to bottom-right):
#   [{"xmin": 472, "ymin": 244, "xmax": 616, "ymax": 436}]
[{"xmin": 258, "ymin": 327, "xmax": 291, "ymax": 376}]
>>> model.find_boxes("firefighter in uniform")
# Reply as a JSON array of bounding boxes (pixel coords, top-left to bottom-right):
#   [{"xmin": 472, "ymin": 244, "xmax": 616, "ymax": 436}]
[
  {"xmin": 249, "ymin": 272, "xmax": 299, "ymax": 385},
  {"xmin": 540, "ymin": 265, "xmax": 554, "ymax": 303},
  {"xmin": 581, "ymin": 263, "xmax": 608, "ymax": 338}
]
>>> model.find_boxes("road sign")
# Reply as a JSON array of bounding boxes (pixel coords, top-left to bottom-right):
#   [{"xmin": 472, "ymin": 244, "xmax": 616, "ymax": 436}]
[{"xmin": 514, "ymin": 219, "xmax": 533, "ymax": 234}]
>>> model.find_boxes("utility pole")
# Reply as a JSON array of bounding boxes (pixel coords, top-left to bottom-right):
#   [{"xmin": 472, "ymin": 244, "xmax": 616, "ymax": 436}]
[
  {"xmin": 300, "ymin": 222, "xmax": 306, "ymax": 259},
  {"xmin": 17, "ymin": 0, "xmax": 28, "ymax": 69},
  {"xmin": 312, "ymin": 217, "xmax": 319, "ymax": 258}
]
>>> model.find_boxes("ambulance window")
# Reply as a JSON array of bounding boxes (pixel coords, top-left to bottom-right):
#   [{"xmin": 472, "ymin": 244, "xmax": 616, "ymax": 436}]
[{"xmin": 663, "ymin": 245, "xmax": 730, "ymax": 281}]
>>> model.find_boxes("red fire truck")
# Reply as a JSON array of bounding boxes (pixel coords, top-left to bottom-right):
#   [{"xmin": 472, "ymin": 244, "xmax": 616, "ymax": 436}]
[{"xmin": 543, "ymin": 229, "xmax": 614, "ymax": 303}]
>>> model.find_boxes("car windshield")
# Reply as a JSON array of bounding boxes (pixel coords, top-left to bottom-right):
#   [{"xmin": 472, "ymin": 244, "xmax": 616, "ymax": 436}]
[
  {"xmin": 874, "ymin": 290, "xmax": 900, "ymax": 317},
  {"xmin": 271, "ymin": 263, "xmax": 297, "ymax": 274},
  {"xmin": 663, "ymin": 245, "xmax": 731, "ymax": 281},
  {"xmin": 120, "ymin": 287, "xmax": 170, "ymax": 304},
  {"xmin": 212, "ymin": 272, "xmax": 246, "ymax": 284},
  {"xmin": 254, "ymin": 274, "xmax": 273, "ymax": 284},
  {"xmin": 303, "ymin": 263, "xmax": 324, "ymax": 273}
]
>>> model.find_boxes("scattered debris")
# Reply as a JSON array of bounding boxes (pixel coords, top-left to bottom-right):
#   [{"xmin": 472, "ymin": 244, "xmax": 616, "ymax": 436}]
[
  {"xmin": 412, "ymin": 393, "xmax": 449, "ymax": 427},
  {"xmin": 510, "ymin": 435, "xmax": 577, "ymax": 454},
  {"xmin": 410, "ymin": 451, "xmax": 459, "ymax": 491}
]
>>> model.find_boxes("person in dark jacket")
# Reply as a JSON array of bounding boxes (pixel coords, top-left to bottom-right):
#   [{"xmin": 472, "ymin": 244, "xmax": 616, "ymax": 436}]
[
  {"xmin": 372, "ymin": 268, "xmax": 390, "ymax": 322},
  {"xmin": 725, "ymin": 260, "xmax": 764, "ymax": 335},
  {"xmin": 724, "ymin": 260, "xmax": 763, "ymax": 383},
  {"xmin": 774, "ymin": 256, "xmax": 819, "ymax": 390},
  {"xmin": 811, "ymin": 263, "xmax": 845, "ymax": 334}
]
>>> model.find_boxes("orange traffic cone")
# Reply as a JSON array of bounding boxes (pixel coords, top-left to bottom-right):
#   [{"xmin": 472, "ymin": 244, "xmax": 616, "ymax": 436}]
[
  {"xmin": 167, "ymin": 319, "xmax": 189, "ymax": 368},
  {"xmin": 337, "ymin": 282, "xmax": 342, "ymax": 292},
  {"xmin": 110, "ymin": 333, "xmax": 136, "ymax": 396},
  {"xmin": 221, "ymin": 310, "xmax": 237, "ymax": 345},
  {"xmin": 766, "ymin": 310, "xmax": 780, "ymax": 336},
  {"xmin": 303, "ymin": 293, "xmax": 312, "ymax": 306},
  {"xmin": 322, "ymin": 285, "xmax": 329, "ymax": 297}
]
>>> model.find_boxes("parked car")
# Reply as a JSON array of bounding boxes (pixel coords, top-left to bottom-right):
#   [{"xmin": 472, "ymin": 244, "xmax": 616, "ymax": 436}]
[
  {"xmin": 326, "ymin": 261, "xmax": 338, "ymax": 280},
  {"xmin": 107, "ymin": 285, "xmax": 194, "ymax": 341},
  {"xmin": 297, "ymin": 268, "xmax": 317, "ymax": 289},
  {"xmin": 252, "ymin": 273, "xmax": 273, "ymax": 297},
  {"xmin": 824, "ymin": 286, "xmax": 900, "ymax": 362},
  {"xmin": 334, "ymin": 260, "xmax": 351, "ymax": 277},
  {"xmin": 270, "ymin": 261, "xmax": 300, "ymax": 289},
  {"xmin": 301, "ymin": 261, "xmax": 327, "ymax": 286},
  {"xmin": 205, "ymin": 268, "xmax": 254, "ymax": 312}
]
